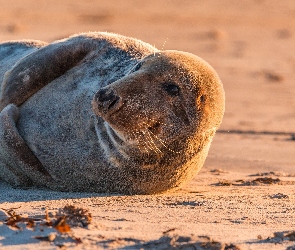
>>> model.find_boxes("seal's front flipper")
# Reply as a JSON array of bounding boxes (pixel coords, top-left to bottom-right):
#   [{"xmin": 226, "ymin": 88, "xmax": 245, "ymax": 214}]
[
  {"xmin": 0, "ymin": 35, "xmax": 104, "ymax": 111},
  {"xmin": 0, "ymin": 104, "xmax": 53, "ymax": 188}
]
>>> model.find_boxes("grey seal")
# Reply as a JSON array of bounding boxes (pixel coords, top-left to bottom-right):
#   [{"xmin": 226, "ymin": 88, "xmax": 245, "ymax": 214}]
[{"xmin": 0, "ymin": 32, "xmax": 225, "ymax": 194}]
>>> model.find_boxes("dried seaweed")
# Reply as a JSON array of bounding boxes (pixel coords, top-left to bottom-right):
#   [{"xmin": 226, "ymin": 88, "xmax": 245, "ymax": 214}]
[
  {"xmin": 241, "ymin": 177, "xmax": 281, "ymax": 185},
  {"xmin": 1, "ymin": 205, "xmax": 91, "ymax": 246},
  {"xmin": 58, "ymin": 205, "xmax": 92, "ymax": 227},
  {"xmin": 214, "ymin": 177, "xmax": 281, "ymax": 186},
  {"xmin": 216, "ymin": 181, "xmax": 232, "ymax": 186},
  {"xmin": 2, "ymin": 209, "xmax": 39, "ymax": 229},
  {"xmin": 258, "ymin": 231, "xmax": 295, "ymax": 244},
  {"xmin": 133, "ymin": 233, "xmax": 241, "ymax": 250},
  {"xmin": 210, "ymin": 169, "xmax": 228, "ymax": 175}
]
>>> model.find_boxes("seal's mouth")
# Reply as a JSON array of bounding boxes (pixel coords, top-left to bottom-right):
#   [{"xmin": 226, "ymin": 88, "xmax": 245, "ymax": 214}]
[{"xmin": 105, "ymin": 122, "xmax": 125, "ymax": 145}]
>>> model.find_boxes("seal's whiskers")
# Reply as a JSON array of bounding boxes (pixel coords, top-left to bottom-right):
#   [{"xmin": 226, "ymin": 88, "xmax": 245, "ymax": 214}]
[
  {"xmin": 143, "ymin": 130, "xmax": 162, "ymax": 154},
  {"xmin": 133, "ymin": 131, "xmax": 149, "ymax": 153},
  {"xmin": 140, "ymin": 130, "xmax": 160, "ymax": 155},
  {"xmin": 136, "ymin": 120, "xmax": 161, "ymax": 154},
  {"xmin": 138, "ymin": 119, "xmax": 179, "ymax": 155},
  {"xmin": 157, "ymin": 38, "xmax": 168, "ymax": 57},
  {"xmin": 130, "ymin": 128, "xmax": 162, "ymax": 155},
  {"xmin": 147, "ymin": 128, "xmax": 182, "ymax": 154},
  {"xmin": 140, "ymin": 120, "xmax": 182, "ymax": 154}
]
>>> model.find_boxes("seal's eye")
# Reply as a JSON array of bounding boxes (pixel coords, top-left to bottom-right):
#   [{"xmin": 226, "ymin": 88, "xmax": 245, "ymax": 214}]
[
  {"xmin": 132, "ymin": 62, "xmax": 142, "ymax": 72},
  {"xmin": 163, "ymin": 83, "xmax": 180, "ymax": 96}
]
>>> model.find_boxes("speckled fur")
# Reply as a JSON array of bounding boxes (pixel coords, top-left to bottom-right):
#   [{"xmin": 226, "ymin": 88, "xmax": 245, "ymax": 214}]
[{"xmin": 0, "ymin": 32, "xmax": 224, "ymax": 194}]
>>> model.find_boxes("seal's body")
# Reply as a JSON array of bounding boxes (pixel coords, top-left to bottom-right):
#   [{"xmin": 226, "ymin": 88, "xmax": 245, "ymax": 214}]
[{"xmin": 0, "ymin": 32, "xmax": 224, "ymax": 194}]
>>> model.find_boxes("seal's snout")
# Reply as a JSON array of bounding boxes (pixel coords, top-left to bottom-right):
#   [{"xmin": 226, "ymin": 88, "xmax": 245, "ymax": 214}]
[{"xmin": 92, "ymin": 88, "xmax": 122, "ymax": 116}]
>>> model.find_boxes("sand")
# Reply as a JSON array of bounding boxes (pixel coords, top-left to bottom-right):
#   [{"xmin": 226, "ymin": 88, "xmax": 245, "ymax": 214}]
[{"xmin": 0, "ymin": 0, "xmax": 295, "ymax": 249}]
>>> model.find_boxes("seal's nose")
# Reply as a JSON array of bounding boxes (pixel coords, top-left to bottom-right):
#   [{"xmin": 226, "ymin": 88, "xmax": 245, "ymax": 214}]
[{"xmin": 92, "ymin": 88, "xmax": 122, "ymax": 116}]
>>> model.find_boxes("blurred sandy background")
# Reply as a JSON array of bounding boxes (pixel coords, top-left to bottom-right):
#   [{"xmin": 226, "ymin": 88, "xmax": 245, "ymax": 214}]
[{"xmin": 0, "ymin": 1, "xmax": 295, "ymax": 249}]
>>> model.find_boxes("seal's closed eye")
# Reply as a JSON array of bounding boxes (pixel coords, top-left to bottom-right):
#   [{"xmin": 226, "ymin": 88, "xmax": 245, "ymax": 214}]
[
  {"xmin": 163, "ymin": 83, "xmax": 180, "ymax": 96},
  {"xmin": 132, "ymin": 62, "xmax": 143, "ymax": 72}
]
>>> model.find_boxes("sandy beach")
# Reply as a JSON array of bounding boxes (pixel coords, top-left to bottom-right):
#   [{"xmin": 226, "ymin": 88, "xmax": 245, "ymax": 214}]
[{"xmin": 0, "ymin": 0, "xmax": 295, "ymax": 249}]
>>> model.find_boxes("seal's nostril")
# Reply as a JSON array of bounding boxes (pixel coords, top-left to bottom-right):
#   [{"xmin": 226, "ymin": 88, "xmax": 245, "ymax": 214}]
[
  {"xmin": 95, "ymin": 89, "xmax": 113, "ymax": 103},
  {"xmin": 108, "ymin": 96, "xmax": 120, "ymax": 110},
  {"xmin": 93, "ymin": 88, "xmax": 122, "ymax": 115}
]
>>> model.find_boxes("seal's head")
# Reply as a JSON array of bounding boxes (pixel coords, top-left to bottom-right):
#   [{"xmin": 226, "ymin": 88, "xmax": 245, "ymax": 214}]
[{"xmin": 92, "ymin": 50, "xmax": 225, "ymax": 193}]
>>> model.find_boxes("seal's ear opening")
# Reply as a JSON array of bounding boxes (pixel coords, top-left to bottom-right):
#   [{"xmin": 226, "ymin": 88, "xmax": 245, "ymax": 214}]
[{"xmin": 163, "ymin": 82, "xmax": 180, "ymax": 96}]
